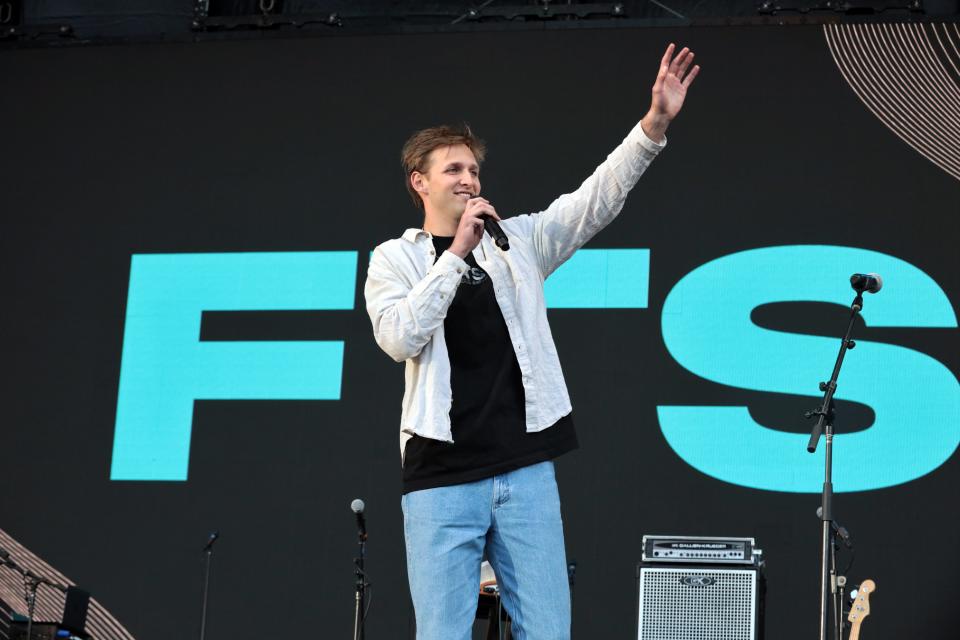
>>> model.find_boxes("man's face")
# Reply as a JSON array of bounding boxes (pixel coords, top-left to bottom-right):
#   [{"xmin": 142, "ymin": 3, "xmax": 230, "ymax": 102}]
[{"xmin": 413, "ymin": 144, "xmax": 481, "ymax": 222}]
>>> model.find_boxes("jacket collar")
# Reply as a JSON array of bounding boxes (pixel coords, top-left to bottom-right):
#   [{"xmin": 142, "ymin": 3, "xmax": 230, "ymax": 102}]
[
  {"xmin": 402, "ymin": 228, "xmax": 430, "ymax": 243},
  {"xmin": 400, "ymin": 227, "xmax": 492, "ymax": 262}
]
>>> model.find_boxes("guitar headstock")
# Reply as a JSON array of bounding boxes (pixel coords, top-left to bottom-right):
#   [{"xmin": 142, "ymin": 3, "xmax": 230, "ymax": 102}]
[{"xmin": 848, "ymin": 579, "xmax": 876, "ymax": 625}]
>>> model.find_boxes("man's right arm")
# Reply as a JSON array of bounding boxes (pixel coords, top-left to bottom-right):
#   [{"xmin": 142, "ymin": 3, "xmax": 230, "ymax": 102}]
[{"xmin": 364, "ymin": 243, "xmax": 467, "ymax": 363}]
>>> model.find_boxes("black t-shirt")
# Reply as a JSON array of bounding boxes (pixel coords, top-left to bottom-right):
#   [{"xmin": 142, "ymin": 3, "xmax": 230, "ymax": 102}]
[{"xmin": 401, "ymin": 236, "xmax": 578, "ymax": 494}]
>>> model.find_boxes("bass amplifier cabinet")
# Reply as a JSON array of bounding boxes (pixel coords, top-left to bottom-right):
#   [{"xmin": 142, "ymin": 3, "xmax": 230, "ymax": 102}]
[{"xmin": 636, "ymin": 564, "xmax": 765, "ymax": 640}]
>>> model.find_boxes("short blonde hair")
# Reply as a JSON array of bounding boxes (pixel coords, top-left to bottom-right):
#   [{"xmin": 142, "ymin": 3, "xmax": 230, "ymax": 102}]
[{"xmin": 401, "ymin": 124, "xmax": 486, "ymax": 209}]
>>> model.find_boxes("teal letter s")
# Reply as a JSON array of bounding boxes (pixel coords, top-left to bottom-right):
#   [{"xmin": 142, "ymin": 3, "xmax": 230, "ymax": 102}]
[{"xmin": 658, "ymin": 245, "xmax": 959, "ymax": 493}]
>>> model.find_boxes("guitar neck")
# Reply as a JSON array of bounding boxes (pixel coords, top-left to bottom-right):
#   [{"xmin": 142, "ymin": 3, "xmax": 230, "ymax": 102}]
[
  {"xmin": 849, "ymin": 623, "xmax": 862, "ymax": 640},
  {"xmin": 847, "ymin": 579, "xmax": 876, "ymax": 640}
]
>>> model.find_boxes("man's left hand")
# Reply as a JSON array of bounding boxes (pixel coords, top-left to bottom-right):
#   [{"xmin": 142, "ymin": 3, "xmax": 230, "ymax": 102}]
[{"xmin": 642, "ymin": 43, "xmax": 700, "ymax": 143}]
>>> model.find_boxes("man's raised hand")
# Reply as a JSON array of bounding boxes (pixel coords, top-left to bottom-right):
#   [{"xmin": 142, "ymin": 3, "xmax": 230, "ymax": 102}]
[{"xmin": 641, "ymin": 43, "xmax": 700, "ymax": 143}]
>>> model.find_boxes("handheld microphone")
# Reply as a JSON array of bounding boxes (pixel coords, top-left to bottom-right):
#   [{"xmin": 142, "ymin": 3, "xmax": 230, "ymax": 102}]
[
  {"xmin": 850, "ymin": 273, "xmax": 882, "ymax": 294},
  {"xmin": 351, "ymin": 499, "xmax": 367, "ymax": 540},
  {"xmin": 482, "ymin": 216, "xmax": 510, "ymax": 251},
  {"xmin": 469, "ymin": 195, "xmax": 509, "ymax": 251},
  {"xmin": 202, "ymin": 531, "xmax": 220, "ymax": 553}
]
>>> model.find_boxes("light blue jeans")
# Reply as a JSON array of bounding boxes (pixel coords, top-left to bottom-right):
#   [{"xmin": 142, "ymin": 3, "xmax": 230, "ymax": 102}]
[{"xmin": 401, "ymin": 461, "xmax": 571, "ymax": 640}]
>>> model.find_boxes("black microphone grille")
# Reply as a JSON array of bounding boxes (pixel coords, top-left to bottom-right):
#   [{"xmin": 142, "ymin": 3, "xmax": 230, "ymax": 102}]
[{"xmin": 850, "ymin": 272, "xmax": 883, "ymax": 294}]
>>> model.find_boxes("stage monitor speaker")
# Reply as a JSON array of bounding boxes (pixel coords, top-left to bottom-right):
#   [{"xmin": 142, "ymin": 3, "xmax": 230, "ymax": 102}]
[
  {"xmin": 61, "ymin": 586, "xmax": 90, "ymax": 636},
  {"xmin": 636, "ymin": 564, "xmax": 764, "ymax": 640}
]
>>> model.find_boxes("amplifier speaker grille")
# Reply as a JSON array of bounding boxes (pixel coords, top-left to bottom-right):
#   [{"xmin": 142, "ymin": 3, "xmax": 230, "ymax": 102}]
[{"xmin": 637, "ymin": 566, "xmax": 758, "ymax": 640}]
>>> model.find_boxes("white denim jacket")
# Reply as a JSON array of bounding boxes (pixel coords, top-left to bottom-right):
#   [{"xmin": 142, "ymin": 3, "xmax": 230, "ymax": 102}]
[{"xmin": 365, "ymin": 122, "xmax": 665, "ymax": 459}]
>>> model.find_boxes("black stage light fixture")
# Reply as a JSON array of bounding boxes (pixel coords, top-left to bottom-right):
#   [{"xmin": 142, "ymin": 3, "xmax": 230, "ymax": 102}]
[
  {"xmin": 192, "ymin": 0, "xmax": 342, "ymax": 31},
  {"xmin": 207, "ymin": 0, "xmax": 284, "ymax": 16},
  {"xmin": 0, "ymin": 0, "xmax": 21, "ymax": 38},
  {"xmin": 0, "ymin": 1, "xmax": 20, "ymax": 27}
]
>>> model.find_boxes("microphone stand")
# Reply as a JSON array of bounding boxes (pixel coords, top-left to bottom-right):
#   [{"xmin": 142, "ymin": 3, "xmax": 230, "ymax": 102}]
[
  {"xmin": 805, "ymin": 289, "xmax": 864, "ymax": 640},
  {"xmin": 0, "ymin": 553, "xmax": 67, "ymax": 640},
  {"xmin": 352, "ymin": 527, "xmax": 368, "ymax": 640},
  {"xmin": 24, "ymin": 574, "xmax": 40, "ymax": 640},
  {"xmin": 199, "ymin": 533, "xmax": 219, "ymax": 640}
]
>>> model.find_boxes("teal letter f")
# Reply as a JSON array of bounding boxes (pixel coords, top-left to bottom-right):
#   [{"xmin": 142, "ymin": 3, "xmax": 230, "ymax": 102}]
[{"xmin": 111, "ymin": 252, "xmax": 357, "ymax": 481}]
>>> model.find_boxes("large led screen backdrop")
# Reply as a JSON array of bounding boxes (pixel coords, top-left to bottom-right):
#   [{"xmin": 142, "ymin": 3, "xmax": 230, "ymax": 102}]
[{"xmin": 1, "ymin": 21, "xmax": 958, "ymax": 640}]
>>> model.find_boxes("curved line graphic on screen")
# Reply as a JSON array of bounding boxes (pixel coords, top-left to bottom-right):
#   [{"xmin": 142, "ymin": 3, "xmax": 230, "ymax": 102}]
[
  {"xmin": 824, "ymin": 22, "xmax": 960, "ymax": 182},
  {"xmin": 0, "ymin": 529, "xmax": 135, "ymax": 640}
]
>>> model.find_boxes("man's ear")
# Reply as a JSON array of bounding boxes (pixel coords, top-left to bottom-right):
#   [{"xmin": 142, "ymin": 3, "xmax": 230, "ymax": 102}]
[{"xmin": 411, "ymin": 171, "xmax": 428, "ymax": 197}]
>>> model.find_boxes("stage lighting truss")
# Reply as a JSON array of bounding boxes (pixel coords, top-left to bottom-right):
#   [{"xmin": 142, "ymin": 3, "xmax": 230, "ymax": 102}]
[
  {"xmin": 450, "ymin": 1, "xmax": 632, "ymax": 23},
  {"xmin": 188, "ymin": 0, "xmax": 645, "ymax": 33},
  {"xmin": 756, "ymin": 0, "xmax": 924, "ymax": 14}
]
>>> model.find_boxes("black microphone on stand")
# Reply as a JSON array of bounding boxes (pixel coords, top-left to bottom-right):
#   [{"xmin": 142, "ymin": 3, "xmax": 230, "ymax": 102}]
[
  {"xmin": 351, "ymin": 499, "xmax": 369, "ymax": 640},
  {"xmin": 850, "ymin": 273, "xmax": 882, "ymax": 294},
  {"xmin": 0, "ymin": 548, "xmax": 65, "ymax": 590},
  {"xmin": 351, "ymin": 499, "xmax": 367, "ymax": 541},
  {"xmin": 202, "ymin": 531, "xmax": 220, "ymax": 553}
]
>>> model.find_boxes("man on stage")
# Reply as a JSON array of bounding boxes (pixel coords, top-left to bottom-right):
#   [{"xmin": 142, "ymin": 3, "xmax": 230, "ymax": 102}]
[{"xmin": 364, "ymin": 43, "xmax": 699, "ymax": 639}]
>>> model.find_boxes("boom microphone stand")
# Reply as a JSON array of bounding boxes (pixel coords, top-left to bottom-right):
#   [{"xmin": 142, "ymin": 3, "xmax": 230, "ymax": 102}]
[
  {"xmin": 806, "ymin": 273, "xmax": 880, "ymax": 640},
  {"xmin": 0, "ymin": 547, "xmax": 68, "ymax": 640},
  {"xmin": 199, "ymin": 531, "xmax": 219, "ymax": 640}
]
